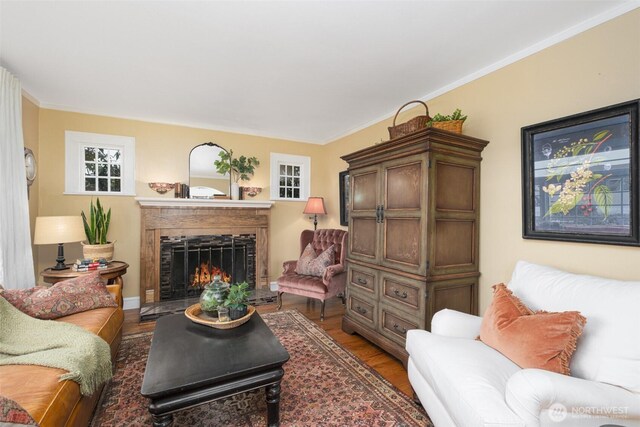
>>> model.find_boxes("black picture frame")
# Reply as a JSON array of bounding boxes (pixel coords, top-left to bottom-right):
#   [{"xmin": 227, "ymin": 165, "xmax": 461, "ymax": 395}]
[
  {"xmin": 339, "ymin": 170, "xmax": 349, "ymax": 226},
  {"xmin": 522, "ymin": 99, "xmax": 640, "ymax": 246}
]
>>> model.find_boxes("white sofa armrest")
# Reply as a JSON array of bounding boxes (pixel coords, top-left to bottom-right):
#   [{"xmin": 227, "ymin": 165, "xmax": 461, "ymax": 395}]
[
  {"xmin": 506, "ymin": 369, "xmax": 640, "ymax": 426},
  {"xmin": 431, "ymin": 309, "xmax": 483, "ymax": 339}
]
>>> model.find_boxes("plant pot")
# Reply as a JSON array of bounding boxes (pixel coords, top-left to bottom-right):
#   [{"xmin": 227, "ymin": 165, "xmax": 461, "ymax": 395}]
[
  {"xmin": 81, "ymin": 242, "xmax": 114, "ymax": 261},
  {"xmin": 231, "ymin": 182, "xmax": 240, "ymax": 200},
  {"xmin": 229, "ymin": 305, "xmax": 248, "ymax": 320}
]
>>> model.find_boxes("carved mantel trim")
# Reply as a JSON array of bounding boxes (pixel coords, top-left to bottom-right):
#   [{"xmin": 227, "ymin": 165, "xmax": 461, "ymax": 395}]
[{"xmin": 136, "ymin": 199, "xmax": 272, "ymax": 304}]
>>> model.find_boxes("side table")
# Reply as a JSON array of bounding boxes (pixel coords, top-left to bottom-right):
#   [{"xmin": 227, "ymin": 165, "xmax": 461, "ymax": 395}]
[{"xmin": 40, "ymin": 261, "xmax": 129, "ymax": 288}]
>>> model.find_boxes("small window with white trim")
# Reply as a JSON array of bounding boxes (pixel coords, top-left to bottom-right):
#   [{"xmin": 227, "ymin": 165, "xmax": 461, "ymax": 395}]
[
  {"xmin": 65, "ymin": 131, "xmax": 136, "ymax": 195},
  {"xmin": 270, "ymin": 153, "xmax": 310, "ymax": 201}
]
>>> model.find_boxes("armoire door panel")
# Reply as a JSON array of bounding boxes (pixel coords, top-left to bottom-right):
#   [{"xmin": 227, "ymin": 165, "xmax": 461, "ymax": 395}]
[
  {"xmin": 433, "ymin": 220, "xmax": 475, "ymax": 268},
  {"xmin": 435, "ymin": 162, "xmax": 475, "ymax": 212},
  {"xmin": 350, "ymin": 218, "xmax": 378, "ymax": 260},
  {"xmin": 352, "ymin": 170, "xmax": 379, "ymax": 211},
  {"xmin": 385, "ymin": 161, "xmax": 422, "ymax": 210},
  {"xmin": 383, "ymin": 218, "xmax": 423, "ymax": 272},
  {"xmin": 431, "ymin": 282, "xmax": 476, "ymax": 315}
]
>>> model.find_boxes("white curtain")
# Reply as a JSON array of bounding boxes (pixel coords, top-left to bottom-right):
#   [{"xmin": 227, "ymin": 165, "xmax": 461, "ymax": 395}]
[{"xmin": 0, "ymin": 67, "xmax": 35, "ymax": 289}]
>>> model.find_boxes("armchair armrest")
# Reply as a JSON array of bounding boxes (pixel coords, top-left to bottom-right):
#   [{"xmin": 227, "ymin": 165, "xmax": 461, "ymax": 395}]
[
  {"xmin": 506, "ymin": 368, "xmax": 640, "ymax": 426},
  {"xmin": 323, "ymin": 264, "xmax": 346, "ymax": 297},
  {"xmin": 282, "ymin": 260, "xmax": 297, "ymax": 275},
  {"xmin": 107, "ymin": 284, "xmax": 123, "ymax": 309},
  {"xmin": 431, "ymin": 309, "xmax": 483, "ymax": 339},
  {"xmin": 322, "ymin": 264, "xmax": 344, "ymax": 284}
]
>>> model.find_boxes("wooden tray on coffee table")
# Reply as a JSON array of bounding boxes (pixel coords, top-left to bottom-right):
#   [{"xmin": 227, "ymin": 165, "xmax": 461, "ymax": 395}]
[{"xmin": 185, "ymin": 303, "xmax": 255, "ymax": 329}]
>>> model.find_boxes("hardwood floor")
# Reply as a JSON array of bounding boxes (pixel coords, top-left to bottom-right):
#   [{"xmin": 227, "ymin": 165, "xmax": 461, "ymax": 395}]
[{"xmin": 123, "ymin": 294, "xmax": 413, "ymax": 397}]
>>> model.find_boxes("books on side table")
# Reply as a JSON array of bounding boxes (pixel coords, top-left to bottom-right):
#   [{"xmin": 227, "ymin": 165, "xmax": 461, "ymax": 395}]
[{"xmin": 72, "ymin": 258, "xmax": 109, "ymax": 272}]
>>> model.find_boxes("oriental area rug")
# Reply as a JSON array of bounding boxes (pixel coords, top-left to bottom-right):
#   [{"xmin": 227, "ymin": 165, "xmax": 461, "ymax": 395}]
[{"xmin": 90, "ymin": 310, "xmax": 431, "ymax": 426}]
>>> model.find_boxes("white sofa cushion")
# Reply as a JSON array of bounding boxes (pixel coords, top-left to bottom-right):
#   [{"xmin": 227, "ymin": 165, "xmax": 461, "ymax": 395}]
[
  {"xmin": 508, "ymin": 261, "xmax": 640, "ymax": 391},
  {"xmin": 406, "ymin": 329, "xmax": 523, "ymax": 427},
  {"xmin": 506, "ymin": 369, "xmax": 640, "ymax": 426}
]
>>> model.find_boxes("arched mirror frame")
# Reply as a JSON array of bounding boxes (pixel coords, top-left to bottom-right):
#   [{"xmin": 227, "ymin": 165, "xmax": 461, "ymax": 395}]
[{"xmin": 188, "ymin": 142, "xmax": 230, "ymax": 197}]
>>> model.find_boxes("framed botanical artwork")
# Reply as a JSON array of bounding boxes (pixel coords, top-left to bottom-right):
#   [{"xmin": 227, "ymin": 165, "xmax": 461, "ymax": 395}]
[
  {"xmin": 339, "ymin": 170, "xmax": 350, "ymax": 226},
  {"xmin": 522, "ymin": 99, "xmax": 640, "ymax": 246}
]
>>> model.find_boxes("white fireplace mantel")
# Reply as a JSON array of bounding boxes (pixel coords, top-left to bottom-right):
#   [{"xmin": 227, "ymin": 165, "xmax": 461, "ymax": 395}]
[{"xmin": 135, "ymin": 197, "xmax": 274, "ymax": 209}]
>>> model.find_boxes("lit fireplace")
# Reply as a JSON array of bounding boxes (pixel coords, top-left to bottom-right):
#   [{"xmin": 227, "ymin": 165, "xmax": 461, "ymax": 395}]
[
  {"xmin": 159, "ymin": 234, "xmax": 256, "ymax": 301},
  {"xmin": 190, "ymin": 263, "xmax": 231, "ymax": 288}
]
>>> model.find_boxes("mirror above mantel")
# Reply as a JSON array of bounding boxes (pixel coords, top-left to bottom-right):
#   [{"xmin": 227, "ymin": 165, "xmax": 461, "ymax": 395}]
[{"xmin": 188, "ymin": 142, "xmax": 230, "ymax": 198}]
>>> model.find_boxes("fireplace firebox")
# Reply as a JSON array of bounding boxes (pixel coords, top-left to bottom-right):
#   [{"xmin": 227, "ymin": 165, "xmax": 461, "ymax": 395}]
[{"xmin": 159, "ymin": 234, "xmax": 256, "ymax": 301}]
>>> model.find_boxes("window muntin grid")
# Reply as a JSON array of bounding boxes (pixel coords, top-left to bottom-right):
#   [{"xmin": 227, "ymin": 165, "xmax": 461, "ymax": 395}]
[
  {"xmin": 83, "ymin": 146, "xmax": 122, "ymax": 193},
  {"xmin": 278, "ymin": 163, "xmax": 301, "ymax": 199}
]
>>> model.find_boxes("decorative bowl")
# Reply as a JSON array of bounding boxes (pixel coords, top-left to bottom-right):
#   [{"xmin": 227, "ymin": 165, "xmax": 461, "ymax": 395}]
[
  {"xmin": 185, "ymin": 303, "xmax": 255, "ymax": 329},
  {"xmin": 242, "ymin": 187, "xmax": 262, "ymax": 197}
]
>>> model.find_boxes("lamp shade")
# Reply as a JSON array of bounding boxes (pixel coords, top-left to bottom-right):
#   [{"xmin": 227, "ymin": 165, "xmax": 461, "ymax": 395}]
[
  {"xmin": 34, "ymin": 216, "xmax": 87, "ymax": 245},
  {"xmin": 303, "ymin": 197, "xmax": 327, "ymax": 215}
]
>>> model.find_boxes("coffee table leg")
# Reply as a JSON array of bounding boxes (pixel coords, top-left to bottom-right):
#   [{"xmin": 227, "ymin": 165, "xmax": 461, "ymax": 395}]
[
  {"xmin": 152, "ymin": 413, "xmax": 173, "ymax": 427},
  {"xmin": 266, "ymin": 381, "xmax": 282, "ymax": 427}
]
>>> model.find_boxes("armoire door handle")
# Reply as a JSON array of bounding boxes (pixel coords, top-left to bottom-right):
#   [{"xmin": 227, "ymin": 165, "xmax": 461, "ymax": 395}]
[{"xmin": 376, "ymin": 205, "xmax": 385, "ymax": 223}]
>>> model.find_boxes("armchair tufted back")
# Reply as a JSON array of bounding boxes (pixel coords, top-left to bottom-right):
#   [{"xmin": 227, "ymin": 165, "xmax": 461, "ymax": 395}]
[{"xmin": 299, "ymin": 229, "xmax": 348, "ymax": 266}]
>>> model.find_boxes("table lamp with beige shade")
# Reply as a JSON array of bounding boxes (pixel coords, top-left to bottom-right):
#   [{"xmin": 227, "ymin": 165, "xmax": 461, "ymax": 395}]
[
  {"xmin": 303, "ymin": 197, "xmax": 327, "ymax": 230},
  {"xmin": 34, "ymin": 216, "xmax": 87, "ymax": 270}
]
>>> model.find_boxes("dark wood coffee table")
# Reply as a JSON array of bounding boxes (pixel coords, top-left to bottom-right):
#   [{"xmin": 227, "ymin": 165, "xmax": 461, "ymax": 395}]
[{"xmin": 141, "ymin": 312, "xmax": 290, "ymax": 427}]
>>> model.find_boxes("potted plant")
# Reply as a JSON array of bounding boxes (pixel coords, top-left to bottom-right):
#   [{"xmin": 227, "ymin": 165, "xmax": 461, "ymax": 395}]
[
  {"xmin": 428, "ymin": 108, "xmax": 467, "ymax": 133},
  {"xmin": 214, "ymin": 150, "xmax": 260, "ymax": 200},
  {"xmin": 224, "ymin": 282, "xmax": 251, "ymax": 320},
  {"xmin": 81, "ymin": 198, "xmax": 114, "ymax": 260}
]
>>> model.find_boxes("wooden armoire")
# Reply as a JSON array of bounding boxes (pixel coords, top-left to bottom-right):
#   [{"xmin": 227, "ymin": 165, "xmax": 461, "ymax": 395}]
[{"xmin": 341, "ymin": 127, "xmax": 489, "ymax": 365}]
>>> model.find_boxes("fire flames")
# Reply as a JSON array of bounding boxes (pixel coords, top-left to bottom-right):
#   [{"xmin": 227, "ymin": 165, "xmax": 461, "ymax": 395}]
[{"xmin": 191, "ymin": 262, "xmax": 231, "ymax": 287}]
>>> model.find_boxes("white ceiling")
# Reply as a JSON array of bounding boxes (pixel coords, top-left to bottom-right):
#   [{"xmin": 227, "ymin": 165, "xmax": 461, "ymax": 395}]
[{"xmin": 0, "ymin": 1, "xmax": 636, "ymax": 144}]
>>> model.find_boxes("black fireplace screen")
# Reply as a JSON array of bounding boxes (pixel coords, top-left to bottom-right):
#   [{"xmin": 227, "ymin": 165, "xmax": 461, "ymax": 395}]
[{"xmin": 159, "ymin": 234, "xmax": 256, "ymax": 301}]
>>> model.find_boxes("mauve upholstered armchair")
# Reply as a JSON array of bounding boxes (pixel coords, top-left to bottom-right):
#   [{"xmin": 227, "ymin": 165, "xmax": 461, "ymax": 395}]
[{"xmin": 276, "ymin": 229, "xmax": 348, "ymax": 321}]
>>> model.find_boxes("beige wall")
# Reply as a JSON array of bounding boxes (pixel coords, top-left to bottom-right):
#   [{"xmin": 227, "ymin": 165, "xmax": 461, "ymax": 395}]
[
  {"xmin": 22, "ymin": 96, "xmax": 40, "ymax": 276},
  {"xmin": 318, "ymin": 9, "xmax": 640, "ymax": 312},
  {"xmin": 36, "ymin": 110, "xmax": 325, "ymax": 299},
  {"xmin": 26, "ymin": 9, "xmax": 640, "ymax": 309}
]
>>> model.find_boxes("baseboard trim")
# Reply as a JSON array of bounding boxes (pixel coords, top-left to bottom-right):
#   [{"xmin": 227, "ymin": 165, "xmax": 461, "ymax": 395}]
[{"xmin": 123, "ymin": 296, "xmax": 140, "ymax": 310}]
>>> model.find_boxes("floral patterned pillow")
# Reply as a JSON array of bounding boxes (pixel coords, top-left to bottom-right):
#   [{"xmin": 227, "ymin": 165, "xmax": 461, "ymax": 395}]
[
  {"xmin": 0, "ymin": 271, "xmax": 117, "ymax": 320},
  {"xmin": 0, "ymin": 395, "xmax": 38, "ymax": 425},
  {"xmin": 296, "ymin": 244, "xmax": 335, "ymax": 277}
]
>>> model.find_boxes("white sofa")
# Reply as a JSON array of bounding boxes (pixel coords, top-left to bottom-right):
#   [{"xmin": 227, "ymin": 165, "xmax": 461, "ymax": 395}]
[{"xmin": 406, "ymin": 261, "xmax": 640, "ymax": 427}]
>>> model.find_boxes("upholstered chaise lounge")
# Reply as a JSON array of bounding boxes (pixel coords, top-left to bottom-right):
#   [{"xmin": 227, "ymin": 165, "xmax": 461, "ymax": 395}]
[{"xmin": 276, "ymin": 229, "xmax": 348, "ymax": 320}]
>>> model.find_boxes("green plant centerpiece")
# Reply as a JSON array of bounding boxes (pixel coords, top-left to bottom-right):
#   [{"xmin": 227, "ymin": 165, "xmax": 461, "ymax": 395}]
[
  {"xmin": 81, "ymin": 198, "xmax": 114, "ymax": 260},
  {"xmin": 224, "ymin": 282, "xmax": 251, "ymax": 320},
  {"xmin": 214, "ymin": 150, "xmax": 260, "ymax": 200}
]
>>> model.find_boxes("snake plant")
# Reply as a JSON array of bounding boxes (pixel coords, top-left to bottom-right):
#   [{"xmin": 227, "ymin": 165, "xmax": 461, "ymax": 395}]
[{"xmin": 81, "ymin": 198, "xmax": 111, "ymax": 244}]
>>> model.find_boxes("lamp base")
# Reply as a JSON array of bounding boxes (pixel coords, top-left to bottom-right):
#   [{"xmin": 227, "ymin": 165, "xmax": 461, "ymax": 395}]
[{"xmin": 51, "ymin": 243, "xmax": 69, "ymax": 270}]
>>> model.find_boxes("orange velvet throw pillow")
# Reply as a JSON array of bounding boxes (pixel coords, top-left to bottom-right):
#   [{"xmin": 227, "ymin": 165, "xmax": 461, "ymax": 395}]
[{"xmin": 479, "ymin": 284, "xmax": 586, "ymax": 375}]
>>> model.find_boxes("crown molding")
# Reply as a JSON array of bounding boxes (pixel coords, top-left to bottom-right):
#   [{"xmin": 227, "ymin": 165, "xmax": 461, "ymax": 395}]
[{"xmin": 21, "ymin": 89, "xmax": 40, "ymax": 106}]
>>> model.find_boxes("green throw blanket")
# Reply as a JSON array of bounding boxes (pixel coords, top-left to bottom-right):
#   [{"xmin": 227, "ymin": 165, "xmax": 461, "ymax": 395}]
[{"xmin": 0, "ymin": 297, "xmax": 112, "ymax": 396}]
